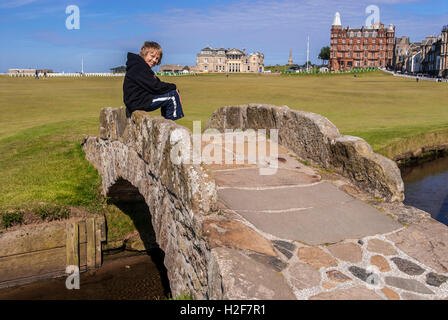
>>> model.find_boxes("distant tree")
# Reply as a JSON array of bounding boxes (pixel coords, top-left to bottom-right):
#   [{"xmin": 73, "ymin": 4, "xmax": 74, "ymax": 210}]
[{"xmin": 318, "ymin": 46, "xmax": 330, "ymax": 65}]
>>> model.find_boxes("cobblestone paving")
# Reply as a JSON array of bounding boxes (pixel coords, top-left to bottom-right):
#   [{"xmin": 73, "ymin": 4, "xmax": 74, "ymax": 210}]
[{"xmin": 203, "ymin": 133, "xmax": 448, "ymax": 300}]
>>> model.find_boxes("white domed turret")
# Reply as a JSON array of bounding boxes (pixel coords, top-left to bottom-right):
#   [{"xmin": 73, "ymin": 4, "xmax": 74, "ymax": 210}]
[
  {"xmin": 388, "ymin": 24, "xmax": 395, "ymax": 31},
  {"xmin": 333, "ymin": 12, "xmax": 341, "ymax": 26}
]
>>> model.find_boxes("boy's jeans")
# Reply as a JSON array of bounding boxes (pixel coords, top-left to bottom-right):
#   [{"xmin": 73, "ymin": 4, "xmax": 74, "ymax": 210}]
[{"xmin": 147, "ymin": 89, "xmax": 184, "ymax": 120}]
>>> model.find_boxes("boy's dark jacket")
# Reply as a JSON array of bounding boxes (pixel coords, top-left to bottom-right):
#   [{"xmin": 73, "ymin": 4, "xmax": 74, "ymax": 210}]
[{"xmin": 123, "ymin": 52, "xmax": 176, "ymax": 113}]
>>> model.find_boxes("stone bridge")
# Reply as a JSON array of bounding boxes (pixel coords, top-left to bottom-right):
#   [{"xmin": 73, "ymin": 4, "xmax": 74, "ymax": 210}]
[{"xmin": 82, "ymin": 104, "xmax": 448, "ymax": 300}]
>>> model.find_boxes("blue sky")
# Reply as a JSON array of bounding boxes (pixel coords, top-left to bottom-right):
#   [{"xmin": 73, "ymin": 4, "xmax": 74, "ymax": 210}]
[{"xmin": 0, "ymin": 0, "xmax": 447, "ymax": 72}]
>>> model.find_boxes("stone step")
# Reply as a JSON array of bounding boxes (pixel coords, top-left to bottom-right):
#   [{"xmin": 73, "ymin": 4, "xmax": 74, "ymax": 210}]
[
  {"xmin": 218, "ymin": 182, "xmax": 353, "ymax": 211},
  {"xmin": 212, "ymin": 168, "xmax": 321, "ymax": 188}
]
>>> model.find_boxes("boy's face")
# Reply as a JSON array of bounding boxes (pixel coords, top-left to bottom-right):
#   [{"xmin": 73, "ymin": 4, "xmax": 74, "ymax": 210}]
[{"xmin": 144, "ymin": 49, "xmax": 161, "ymax": 68}]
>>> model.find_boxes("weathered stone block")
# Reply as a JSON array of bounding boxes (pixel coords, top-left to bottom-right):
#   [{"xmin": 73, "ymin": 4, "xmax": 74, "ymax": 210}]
[
  {"xmin": 203, "ymin": 219, "xmax": 276, "ymax": 257},
  {"xmin": 207, "ymin": 247, "xmax": 296, "ymax": 300}
]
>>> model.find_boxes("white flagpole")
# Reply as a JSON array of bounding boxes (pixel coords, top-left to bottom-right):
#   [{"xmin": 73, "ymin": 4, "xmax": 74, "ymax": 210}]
[{"xmin": 307, "ymin": 36, "xmax": 310, "ymax": 72}]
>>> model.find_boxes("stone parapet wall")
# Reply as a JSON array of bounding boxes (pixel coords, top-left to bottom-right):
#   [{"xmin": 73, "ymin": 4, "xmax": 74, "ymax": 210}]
[
  {"xmin": 96, "ymin": 107, "xmax": 217, "ymax": 214},
  {"xmin": 83, "ymin": 107, "xmax": 219, "ymax": 299},
  {"xmin": 205, "ymin": 104, "xmax": 404, "ymax": 202}
]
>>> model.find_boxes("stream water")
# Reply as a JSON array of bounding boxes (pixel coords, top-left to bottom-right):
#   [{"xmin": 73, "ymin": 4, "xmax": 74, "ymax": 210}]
[
  {"xmin": 0, "ymin": 198, "xmax": 172, "ymax": 300},
  {"xmin": 400, "ymin": 155, "xmax": 448, "ymax": 226},
  {"xmin": 0, "ymin": 250, "xmax": 170, "ymax": 300}
]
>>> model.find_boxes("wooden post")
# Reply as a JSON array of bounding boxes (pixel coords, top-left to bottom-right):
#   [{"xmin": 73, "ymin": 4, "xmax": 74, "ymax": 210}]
[
  {"xmin": 95, "ymin": 217, "xmax": 103, "ymax": 268},
  {"xmin": 66, "ymin": 222, "xmax": 79, "ymax": 268},
  {"xmin": 86, "ymin": 218, "xmax": 96, "ymax": 270}
]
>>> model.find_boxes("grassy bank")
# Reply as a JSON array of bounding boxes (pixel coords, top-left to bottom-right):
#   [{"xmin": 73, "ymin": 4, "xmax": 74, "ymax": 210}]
[{"xmin": 0, "ymin": 72, "xmax": 447, "ymax": 234}]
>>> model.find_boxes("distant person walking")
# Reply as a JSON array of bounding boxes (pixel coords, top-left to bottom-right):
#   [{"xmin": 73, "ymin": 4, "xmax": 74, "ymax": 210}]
[
  {"xmin": 416, "ymin": 77, "xmax": 419, "ymax": 83},
  {"xmin": 35, "ymin": 70, "xmax": 39, "ymax": 79},
  {"xmin": 123, "ymin": 41, "xmax": 184, "ymax": 121}
]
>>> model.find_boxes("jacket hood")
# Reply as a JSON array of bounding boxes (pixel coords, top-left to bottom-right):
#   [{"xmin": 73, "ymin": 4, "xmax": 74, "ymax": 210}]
[{"xmin": 126, "ymin": 52, "xmax": 148, "ymax": 70}]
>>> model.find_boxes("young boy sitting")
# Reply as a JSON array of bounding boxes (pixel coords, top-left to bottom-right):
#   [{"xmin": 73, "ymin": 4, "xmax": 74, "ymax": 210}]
[{"xmin": 123, "ymin": 41, "xmax": 184, "ymax": 120}]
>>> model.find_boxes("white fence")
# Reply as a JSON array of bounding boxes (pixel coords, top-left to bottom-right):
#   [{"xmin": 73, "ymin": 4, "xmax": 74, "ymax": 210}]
[
  {"xmin": 392, "ymin": 73, "xmax": 448, "ymax": 83},
  {"xmin": 7, "ymin": 72, "xmax": 125, "ymax": 78},
  {"xmin": 381, "ymin": 69, "xmax": 448, "ymax": 83}
]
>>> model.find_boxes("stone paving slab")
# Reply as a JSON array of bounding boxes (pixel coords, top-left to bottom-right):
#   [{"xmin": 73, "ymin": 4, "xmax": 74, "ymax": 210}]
[
  {"xmin": 386, "ymin": 219, "xmax": 448, "ymax": 274},
  {"xmin": 231, "ymin": 200, "xmax": 401, "ymax": 245},
  {"xmin": 218, "ymin": 182, "xmax": 354, "ymax": 212},
  {"xmin": 309, "ymin": 286, "xmax": 384, "ymax": 300},
  {"xmin": 203, "ymin": 219, "xmax": 277, "ymax": 257},
  {"xmin": 212, "ymin": 168, "xmax": 321, "ymax": 188},
  {"xmin": 209, "ymin": 247, "xmax": 296, "ymax": 300}
]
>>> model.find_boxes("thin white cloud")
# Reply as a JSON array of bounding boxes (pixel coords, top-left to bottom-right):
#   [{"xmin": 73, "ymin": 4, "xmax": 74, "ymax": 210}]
[
  {"xmin": 373, "ymin": 0, "xmax": 424, "ymax": 3},
  {"xmin": 0, "ymin": 0, "xmax": 37, "ymax": 9}
]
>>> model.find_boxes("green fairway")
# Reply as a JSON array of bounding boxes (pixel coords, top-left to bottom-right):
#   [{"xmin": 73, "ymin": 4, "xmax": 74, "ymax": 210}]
[{"xmin": 0, "ymin": 71, "xmax": 447, "ymax": 216}]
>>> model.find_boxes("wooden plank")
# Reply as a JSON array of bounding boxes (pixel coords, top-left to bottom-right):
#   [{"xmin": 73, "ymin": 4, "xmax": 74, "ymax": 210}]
[
  {"xmin": 0, "ymin": 223, "xmax": 66, "ymax": 257},
  {"xmin": 96, "ymin": 215, "xmax": 107, "ymax": 242},
  {"xmin": 66, "ymin": 222, "xmax": 79, "ymax": 268},
  {"xmin": 79, "ymin": 243, "xmax": 87, "ymax": 269},
  {"xmin": 78, "ymin": 221, "xmax": 87, "ymax": 244},
  {"xmin": 0, "ymin": 247, "xmax": 66, "ymax": 283},
  {"xmin": 86, "ymin": 218, "xmax": 96, "ymax": 269},
  {"xmin": 0, "ymin": 269, "xmax": 67, "ymax": 290}
]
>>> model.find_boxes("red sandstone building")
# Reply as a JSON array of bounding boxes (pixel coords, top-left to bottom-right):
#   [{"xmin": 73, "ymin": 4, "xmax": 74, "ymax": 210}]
[{"xmin": 330, "ymin": 12, "xmax": 395, "ymax": 71}]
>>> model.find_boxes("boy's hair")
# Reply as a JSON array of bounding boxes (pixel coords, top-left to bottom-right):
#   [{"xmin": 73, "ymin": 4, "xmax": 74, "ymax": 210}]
[{"xmin": 139, "ymin": 41, "xmax": 163, "ymax": 65}]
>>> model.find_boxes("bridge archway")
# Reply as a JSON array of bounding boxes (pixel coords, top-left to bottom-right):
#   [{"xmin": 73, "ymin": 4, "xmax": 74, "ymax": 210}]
[{"xmin": 106, "ymin": 178, "xmax": 171, "ymax": 297}]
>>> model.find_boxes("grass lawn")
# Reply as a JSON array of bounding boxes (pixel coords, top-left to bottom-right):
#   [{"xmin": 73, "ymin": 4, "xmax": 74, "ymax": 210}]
[{"xmin": 1, "ymin": 72, "xmax": 447, "ymax": 234}]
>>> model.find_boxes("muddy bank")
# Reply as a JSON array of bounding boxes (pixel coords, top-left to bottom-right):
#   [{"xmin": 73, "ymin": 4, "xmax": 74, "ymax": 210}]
[
  {"xmin": 0, "ymin": 250, "xmax": 170, "ymax": 300},
  {"xmin": 394, "ymin": 143, "xmax": 448, "ymax": 167}
]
